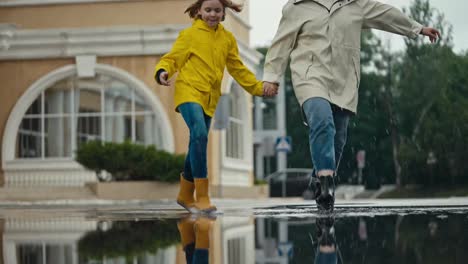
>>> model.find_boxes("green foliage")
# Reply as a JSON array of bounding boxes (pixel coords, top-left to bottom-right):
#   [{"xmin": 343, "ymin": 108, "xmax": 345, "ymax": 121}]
[
  {"xmin": 76, "ymin": 141, "xmax": 185, "ymax": 182},
  {"xmin": 74, "ymin": 140, "xmax": 105, "ymax": 172},
  {"xmin": 393, "ymin": 0, "xmax": 468, "ymax": 186},
  {"xmin": 338, "ymin": 72, "xmax": 395, "ymax": 187},
  {"xmin": 78, "ymin": 220, "xmax": 179, "ymax": 260},
  {"xmin": 342, "ymin": 0, "xmax": 468, "ymax": 188},
  {"xmin": 254, "ymin": 179, "xmax": 268, "ymax": 185}
]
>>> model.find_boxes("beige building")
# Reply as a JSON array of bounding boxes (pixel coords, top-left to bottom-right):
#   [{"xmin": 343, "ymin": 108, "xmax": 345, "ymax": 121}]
[{"xmin": 0, "ymin": 0, "xmax": 262, "ymax": 191}]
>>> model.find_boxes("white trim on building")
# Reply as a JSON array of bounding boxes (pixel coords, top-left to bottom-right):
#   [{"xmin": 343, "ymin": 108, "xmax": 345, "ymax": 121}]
[
  {"xmin": 0, "ymin": 0, "xmax": 126, "ymax": 6},
  {"xmin": 0, "ymin": 25, "xmax": 262, "ymax": 67}
]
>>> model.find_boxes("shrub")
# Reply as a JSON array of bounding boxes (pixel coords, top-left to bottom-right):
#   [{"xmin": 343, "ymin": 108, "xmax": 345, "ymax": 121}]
[
  {"xmin": 76, "ymin": 141, "xmax": 185, "ymax": 182},
  {"xmin": 254, "ymin": 179, "xmax": 268, "ymax": 185},
  {"xmin": 75, "ymin": 140, "xmax": 104, "ymax": 173},
  {"xmin": 78, "ymin": 220, "xmax": 179, "ymax": 260}
]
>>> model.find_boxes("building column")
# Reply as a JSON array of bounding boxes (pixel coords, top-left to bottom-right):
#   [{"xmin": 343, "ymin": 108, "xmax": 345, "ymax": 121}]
[
  {"xmin": 0, "ymin": 220, "xmax": 4, "ymax": 263},
  {"xmin": 104, "ymin": 96, "xmax": 115, "ymax": 142},
  {"xmin": 143, "ymin": 114, "xmax": 154, "ymax": 146},
  {"xmin": 47, "ymin": 91, "xmax": 65, "ymax": 157},
  {"xmin": 115, "ymin": 99, "xmax": 126, "ymax": 142}
]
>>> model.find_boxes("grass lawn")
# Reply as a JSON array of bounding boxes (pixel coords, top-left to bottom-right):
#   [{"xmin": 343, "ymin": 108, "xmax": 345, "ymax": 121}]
[{"xmin": 378, "ymin": 185, "xmax": 468, "ymax": 198}]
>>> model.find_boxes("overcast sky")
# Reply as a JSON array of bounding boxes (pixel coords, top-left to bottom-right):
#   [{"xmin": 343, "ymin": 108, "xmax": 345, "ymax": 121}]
[{"xmin": 249, "ymin": 0, "xmax": 467, "ymax": 53}]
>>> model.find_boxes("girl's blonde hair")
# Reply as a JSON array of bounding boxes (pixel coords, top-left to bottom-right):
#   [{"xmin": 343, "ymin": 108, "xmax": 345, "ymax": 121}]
[{"xmin": 185, "ymin": 0, "xmax": 243, "ymax": 21}]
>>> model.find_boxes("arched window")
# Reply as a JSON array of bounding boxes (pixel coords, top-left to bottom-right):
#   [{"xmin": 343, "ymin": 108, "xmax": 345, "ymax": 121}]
[
  {"xmin": 225, "ymin": 83, "xmax": 245, "ymax": 160},
  {"xmin": 16, "ymin": 73, "xmax": 164, "ymax": 159}
]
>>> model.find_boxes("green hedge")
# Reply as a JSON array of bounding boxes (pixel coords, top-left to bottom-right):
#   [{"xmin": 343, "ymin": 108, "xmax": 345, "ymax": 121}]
[
  {"xmin": 78, "ymin": 220, "xmax": 179, "ymax": 260},
  {"xmin": 75, "ymin": 141, "xmax": 185, "ymax": 182}
]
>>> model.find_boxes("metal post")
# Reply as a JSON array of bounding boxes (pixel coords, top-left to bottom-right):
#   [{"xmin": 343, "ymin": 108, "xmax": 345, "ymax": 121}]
[
  {"xmin": 282, "ymin": 178, "xmax": 286, "ymax": 197},
  {"xmin": 276, "ymin": 75, "xmax": 287, "ymax": 171}
]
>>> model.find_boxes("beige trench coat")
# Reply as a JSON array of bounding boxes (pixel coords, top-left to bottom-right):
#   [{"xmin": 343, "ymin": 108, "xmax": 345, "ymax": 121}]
[{"xmin": 263, "ymin": 0, "xmax": 423, "ymax": 113}]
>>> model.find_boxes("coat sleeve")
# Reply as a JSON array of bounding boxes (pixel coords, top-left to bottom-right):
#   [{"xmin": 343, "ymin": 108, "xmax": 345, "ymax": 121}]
[
  {"xmin": 358, "ymin": 0, "xmax": 423, "ymax": 39},
  {"xmin": 263, "ymin": 2, "xmax": 302, "ymax": 84},
  {"xmin": 154, "ymin": 29, "xmax": 191, "ymax": 81},
  {"xmin": 226, "ymin": 34, "xmax": 263, "ymax": 96}
]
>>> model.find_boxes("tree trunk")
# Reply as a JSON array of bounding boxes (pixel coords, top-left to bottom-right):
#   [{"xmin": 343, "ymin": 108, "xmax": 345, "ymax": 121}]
[
  {"xmin": 381, "ymin": 51, "xmax": 402, "ymax": 188},
  {"xmin": 389, "ymin": 109, "xmax": 402, "ymax": 188}
]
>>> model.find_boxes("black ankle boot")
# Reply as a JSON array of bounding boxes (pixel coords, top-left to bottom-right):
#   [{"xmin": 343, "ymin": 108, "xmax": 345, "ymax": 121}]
[
  {"xmin": 316, "ymin": 217, "xmax": 336, "ymax": 247},
  {"xmin": 316, "ymin": 176, "xmax": 335, "ymax": 211},
  {"xmin": 304, "ymin": 176, "xmax": 322, "ymax": 200}
]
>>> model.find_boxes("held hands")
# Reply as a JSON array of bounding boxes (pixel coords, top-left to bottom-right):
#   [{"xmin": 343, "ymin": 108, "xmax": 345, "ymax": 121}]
[
  {"xmin": 421, "ymin": 27, "xmax": 441, "ymax": 43},
  {"xmin": 263, "ymin": 81, "xmax": 279, "ymax": 97},
  {"xmin": 159, "ymin": 71, "xmax": 171, "ymax": 86}
]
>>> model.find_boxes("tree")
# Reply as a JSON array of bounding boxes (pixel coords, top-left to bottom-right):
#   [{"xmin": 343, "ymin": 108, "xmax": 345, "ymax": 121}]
[{"xmin": 395, "ymin": 0, "xmax": 463, "ymax": 186}]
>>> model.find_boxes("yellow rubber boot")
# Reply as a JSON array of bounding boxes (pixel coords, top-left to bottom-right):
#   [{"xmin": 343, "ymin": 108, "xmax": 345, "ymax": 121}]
[
  {"xmin": 177, "ymin": 217, "xmax": 195, "ymax": 248},
  {"xmin": 193, "ymin": 178, "xmax": 217, "ymax": 213},
  {"xmin": 176, "ymin": 174, "xmax": 195, "ymax": 212},
  {"xmin": 194, "ymin": 217, "xmax": 213, "ymax": 249}
]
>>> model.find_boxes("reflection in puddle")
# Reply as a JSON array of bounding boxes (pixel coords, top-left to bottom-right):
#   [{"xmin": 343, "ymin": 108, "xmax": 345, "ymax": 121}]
[
  {"xmin": 78, "ymin": 218, "xmax": 179, "ymax": 263},
  {"xmin": 256, "ymin": 212, "xmax": 468, "ymax": 263},
  {"xmin": 1, "ymin": 209, "xmax": 467, "ymax": 263}
]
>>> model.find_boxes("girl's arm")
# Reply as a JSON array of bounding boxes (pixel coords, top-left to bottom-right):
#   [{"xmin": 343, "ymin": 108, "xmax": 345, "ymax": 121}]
[
  {"xmin": 226, "ymin": 34, "xmax": 263, "ymax": 96},
  {"xmin": 358, "ymin": 0, "xmax": 423, "ymax": 39},
  {"xmin": 154, "ymin": 30, "xmax": 191, "ymax": 83},
  {"xmin": 263, "ymin": 2, "xmax": 301, "ymax": 84}
]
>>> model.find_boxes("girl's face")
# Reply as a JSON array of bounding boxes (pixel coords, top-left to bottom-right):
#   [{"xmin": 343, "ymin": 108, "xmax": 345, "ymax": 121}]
[{"xmin": 198, "ymin": 0, "xmax": 224, "ymax": 28}]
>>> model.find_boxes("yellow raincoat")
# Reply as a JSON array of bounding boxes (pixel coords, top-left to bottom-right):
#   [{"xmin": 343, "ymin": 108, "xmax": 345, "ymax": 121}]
[{"xmin": 155, "ymin": 19, "xmax": 263, "ymax": 117}]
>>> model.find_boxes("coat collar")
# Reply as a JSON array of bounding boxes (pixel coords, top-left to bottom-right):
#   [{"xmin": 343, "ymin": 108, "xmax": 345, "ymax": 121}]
[
  {"xmin": 294, "ymin": 0, "xmax": 354, "ymax": 13},
  {"xmin": 294, "ymin": 0, "xmax": 346, "ymax": 3},
  {"xmin": 193, "ymin": 18, "xmax": 224, "ymax": 32}
]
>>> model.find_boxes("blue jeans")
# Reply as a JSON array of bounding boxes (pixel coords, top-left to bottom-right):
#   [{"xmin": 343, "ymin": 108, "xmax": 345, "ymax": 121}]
[
  {"xmin": 184, "ymin": 244, "xmax": 209, "ymax": 264},
  {"xmin": 315, "ymin": 251, "xmax": 338, "ymax": 264},
  {"xmin": 178, "ymin": 103, "xmax": 212, "ymax": 181},
  {"xmin": 303, "ymin": 97, "xmax": 351, "ymax": 175}
]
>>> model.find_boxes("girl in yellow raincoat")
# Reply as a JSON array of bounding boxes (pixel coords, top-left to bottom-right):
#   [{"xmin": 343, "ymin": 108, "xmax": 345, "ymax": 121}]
[{"xmin": 154, "ymin": 0, "xmax": 277, "ymax": 214}]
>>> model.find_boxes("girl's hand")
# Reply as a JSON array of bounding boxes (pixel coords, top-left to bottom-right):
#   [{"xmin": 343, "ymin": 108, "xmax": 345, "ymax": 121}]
[
  {"xmin": 263, "ymin": 82, "xmax": 279, "ymax": 97},
  {"xmin": 421, "ymin": 27, "xmax": 441, "ymax": 43},
  {"xmin": 159, "ymin": 71, "xmax": 171, "ymax": 86}
]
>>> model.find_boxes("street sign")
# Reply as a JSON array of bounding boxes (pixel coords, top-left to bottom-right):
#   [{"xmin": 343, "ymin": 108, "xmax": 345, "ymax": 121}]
[
  {"xmin": 275, "ymin": 136, "xmax": 292, "ymax": 153},
  {"xmin": 278, "ymin": 241, "xmax": 294, "ymax": 258}
]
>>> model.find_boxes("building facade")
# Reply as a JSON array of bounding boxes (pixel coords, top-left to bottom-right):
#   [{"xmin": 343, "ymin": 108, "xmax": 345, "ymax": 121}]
[{"xmin": 0, "ymin": 0, "xmax": 262, "ymax": 190}]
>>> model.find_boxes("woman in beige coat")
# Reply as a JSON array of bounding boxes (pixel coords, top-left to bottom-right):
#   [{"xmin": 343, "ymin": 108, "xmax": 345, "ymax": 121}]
[{"xmin": 262, "ymin": 0, "xmax": 440, "ymax": 211}]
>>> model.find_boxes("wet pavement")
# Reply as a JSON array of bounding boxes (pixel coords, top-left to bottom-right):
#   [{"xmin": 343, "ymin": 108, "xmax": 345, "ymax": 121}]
[{"xmin": 1, "ymin": 198, "xmax": 468, "ymax": 264}]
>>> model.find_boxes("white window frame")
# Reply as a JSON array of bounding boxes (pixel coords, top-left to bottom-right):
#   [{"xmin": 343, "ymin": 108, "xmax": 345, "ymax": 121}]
[
  {"xmin": 219, "ymin": 78, "xmax": 255, "ymax": 186},
  {"xmin": 13, "ymin": 70, "xmax": 163, "ymax": 160},
  {"xmin": 221, "ymin": 79, "xmax": 252, "ymax": 167},
  {"xmin": 222, "ymin": 218, "xmax": 255, "ymax": 264},
  {"xmin": 226, "ymin": 83, "xmax": 245, "ymax": 160},
  {"xmin": 2, "ymin": 64, "xmax": 174, "ymax": 169}
]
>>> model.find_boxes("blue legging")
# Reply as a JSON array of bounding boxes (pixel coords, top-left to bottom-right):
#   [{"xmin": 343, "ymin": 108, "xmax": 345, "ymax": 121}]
[
  {"xmin": 178, "ymin": 103, "xmax": 212, "ymax": 182},
  {"xmin": 184, "ymin": 244, "xmax": 209, "ymax": 264}
]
